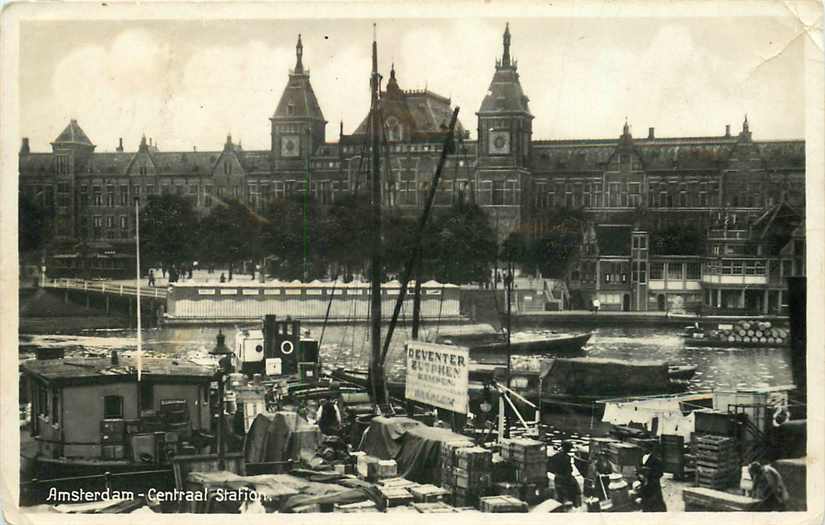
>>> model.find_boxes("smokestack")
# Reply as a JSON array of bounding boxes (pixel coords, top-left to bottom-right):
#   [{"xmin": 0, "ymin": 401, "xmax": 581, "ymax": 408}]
[
  {"xmin": 116, "ymin": 137, "xmax": 124, "ymax": 152},
  {"xmin": 648, "ymin": 127, "xmax": 655, "ymax": 140},
  {"xmin": 725, "ymin": 124, "xmax": 731, "ymax": 138},
  {"xmin": 19, "ymin": 137, "xmax": 30, "ymax": 155}
]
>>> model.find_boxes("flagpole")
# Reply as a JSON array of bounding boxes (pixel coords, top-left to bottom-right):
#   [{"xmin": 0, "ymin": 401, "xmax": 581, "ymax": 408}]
[{"xmin": 135, "ymin": 197, "xmax": 142, "ymax": 382}]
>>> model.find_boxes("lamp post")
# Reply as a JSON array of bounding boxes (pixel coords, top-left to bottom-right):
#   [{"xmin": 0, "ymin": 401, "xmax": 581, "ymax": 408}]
[{"xmin": 210, "ymin": 329, "xmax": 233, "ymax": 470}]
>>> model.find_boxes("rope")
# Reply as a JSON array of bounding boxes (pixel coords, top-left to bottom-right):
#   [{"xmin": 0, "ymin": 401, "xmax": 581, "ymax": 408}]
[{"xmin": 318, "ymin": 274, "xmax": 340, "ymax": 348}]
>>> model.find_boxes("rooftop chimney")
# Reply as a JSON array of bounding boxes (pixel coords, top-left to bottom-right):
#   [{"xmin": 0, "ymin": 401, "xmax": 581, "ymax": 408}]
[
  {"xmin": 116, "ymin": 137, "xmax": 124, "ymax": 152},
  {"xmin": 20, "ymin": 137, "xmax": 30, "ymax": 155},
  {"xmin": 725, "ymin": 124, "xmax": 731, "ymax": 138},
  {"xmin": 648, "ymin": 127, "xmax": 655, "ymax": 140}
]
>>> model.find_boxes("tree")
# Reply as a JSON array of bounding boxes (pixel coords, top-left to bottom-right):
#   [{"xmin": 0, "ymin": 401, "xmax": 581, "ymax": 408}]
[
  {"xmin": 19, "ymin": 191, "xmax": 53, "ymax": 255},
  {"xmin": 426, "ymin": 201, "xmax": 497, "ymax": 284},
  {"xmin": 259, "ymin": 195, "xmax": 326, "ymax": 280},
  {"xmin": 139, "ymin": 194, "xmax": 198, "ymax": 270},
  {"xmin": 517, "ymin": 208, "xmax": 584, "ymax": 277},
  {"xmin": 198, "ymin": 198, "xmax": 261, "ymax": 275}
]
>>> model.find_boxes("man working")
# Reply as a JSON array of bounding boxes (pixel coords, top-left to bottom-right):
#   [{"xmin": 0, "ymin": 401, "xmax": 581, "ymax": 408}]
[
  {"xmin": 547, "ymin": 441, "xmax": 581, "ymax": 507},
  {"xmin": 316, "ymin": 397, "xmax": 342, "ymax": 436},
  {"xmin": 635, "ymin": 451, "xmax": 667, "ymax": 512},
  {"xmin": 749, "ymin": 461, "xmax": 789, "ymax": 511}
]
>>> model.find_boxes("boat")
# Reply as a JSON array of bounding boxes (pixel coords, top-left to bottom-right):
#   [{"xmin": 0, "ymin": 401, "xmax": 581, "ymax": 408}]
[
  {"xmin": 667, "ymin": 364, "xmax": 697, "ymax": 381},
  {"xmin": 438, "ymin": 331, "xmax": 591, "ymax": 357},
  {"xmin": 682, "ymin": 319, "xmax": 790, "ymax": 348}
]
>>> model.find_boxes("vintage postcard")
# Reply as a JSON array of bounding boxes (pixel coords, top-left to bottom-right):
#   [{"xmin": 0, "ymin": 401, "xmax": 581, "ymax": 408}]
[{"xmin": 1, "ymin": 1, "xmax": 823, "ymax": 523}]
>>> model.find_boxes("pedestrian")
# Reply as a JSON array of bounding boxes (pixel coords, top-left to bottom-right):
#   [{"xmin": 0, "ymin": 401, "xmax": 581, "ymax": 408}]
[
  {"xmin": 592, "ymin": 298, "xmax": 601, "ymax": 315},
  {"xmin": 220, "ymin": 273, "xmax": 226, "ymax": 283},
  {"xmin": 749, "ymin": 461, "xmax": 789, "ymax": 511},
  {"xmin": 316, "ymin": 397, "xmax": 341, "ymax": 436},
  {"xmin": 548, "ymin": 441, "xmax": 581, "ymax": 507},
  {"xmin": 148, "ymin": 269, "xmax": 155, "ymax": 288},
  {"xmin": 635, "ymin": 451, "xmax": 667, "ymax": 512}
]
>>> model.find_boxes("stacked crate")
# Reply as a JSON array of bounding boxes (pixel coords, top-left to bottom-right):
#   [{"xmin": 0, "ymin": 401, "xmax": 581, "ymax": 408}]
[
  {"xmin": 500, "ymin": 438, "xmax": 547, "ymax": 484},
  {"xmin": 694, "ymin": 435, "xmax": 740, "ymax": 489},
  {"xmin": 452, "ymin": 446, "xmax": 493, "ymax": 507},
  {"xmin": 439, "ymin": 440, "xmax": 473, "ymax": 489}
]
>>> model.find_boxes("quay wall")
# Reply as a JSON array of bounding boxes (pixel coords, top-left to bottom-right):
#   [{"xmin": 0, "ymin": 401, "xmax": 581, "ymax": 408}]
[{"xmin": 166, "ymin": 281, "xmax": 461, "ymax": 321}]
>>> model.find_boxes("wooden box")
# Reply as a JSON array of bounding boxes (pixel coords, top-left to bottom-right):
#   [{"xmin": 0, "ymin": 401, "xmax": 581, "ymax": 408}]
[
  {"xmin": 479, "ymin": 495, "xmax": 529, "ymax": 513},
  {"xmin": 412, "ymin": 502, "xmax": 459, "ymax": 513},
  {"xmin": 493, "ymin": 482, "xmax": 523, "ymax": 498},
  {"xmin": 454, "ymin": 467, "xmax": 492, "ymax": 489},
  {"xmin": 410, "ymin": 484, "xmax": 449, "ymax": 503},
  {"xmin": 456, "ymin": 447, "xmax": 493, "ymax": 471},
  {"xmin": 380, "ymin": 487, "xmax": 414, "ymax": 507}
]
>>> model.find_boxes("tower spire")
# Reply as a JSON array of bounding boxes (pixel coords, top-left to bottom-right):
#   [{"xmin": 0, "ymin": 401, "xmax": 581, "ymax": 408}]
[
  {"xmin": 502, "ymin": 22, "xmax": 511, "ymax": 67},
  {"xmin": 295, "ymin": 34, "xmax": 304, "ymax": 74}
]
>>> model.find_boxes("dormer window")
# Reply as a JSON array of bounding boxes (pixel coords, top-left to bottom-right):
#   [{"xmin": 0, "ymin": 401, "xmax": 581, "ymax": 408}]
[
  {"xmin": 287, "ymin": 104, "xmax": 295, "ymax": 116},
  {"xmin": 224, "ymin": 162, "xmax": 231, "ymax": 175},
  {"xmin": 386, "ymin": 117, "xmax": 402, "ymax": 142}
]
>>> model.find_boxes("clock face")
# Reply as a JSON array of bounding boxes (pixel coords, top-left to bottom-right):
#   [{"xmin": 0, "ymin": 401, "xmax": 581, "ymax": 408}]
[
  {"xmin": 489, "ymin": 130, "xmax": 510, "ymax": 155},
  {"xmin": 281, "ymin": 135, "xmax": 300, "ymax": 158}
]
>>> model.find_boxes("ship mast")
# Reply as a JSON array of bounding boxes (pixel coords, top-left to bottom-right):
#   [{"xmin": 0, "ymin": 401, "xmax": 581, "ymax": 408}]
[{"xmin": 368, "ymin": 26, "xmax": 388, "ymax": 410}]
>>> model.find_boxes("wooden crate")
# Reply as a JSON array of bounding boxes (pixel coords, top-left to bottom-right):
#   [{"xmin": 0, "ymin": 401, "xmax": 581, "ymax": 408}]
[
  {"xmin": 410, "ymin": 484, "xmax": 449, "ymax": 503},
  {"xmin": 479, "ymin": 495, "xmax": 529, "ymax": 513},
  {"xmin": 514, "ymin": 462, "xmax": 547, "ymax": 483},
  {"xmin": 380, "ymin": 487, "xmax": 414, "ymax": 507},
  {"xmin": 454, "ymin": 467, "xmax": 492, "ymax": 489},
  {"xmin": 456, "ymin": 447, "xmax": 493, "ymax": 471},
  {"xmin": 500, "ymin": 438, "xmax": 546, "ymax": 463},
  {"xmin": 412, "ymin": 502, "xmax": 459, "ymax": 513}
]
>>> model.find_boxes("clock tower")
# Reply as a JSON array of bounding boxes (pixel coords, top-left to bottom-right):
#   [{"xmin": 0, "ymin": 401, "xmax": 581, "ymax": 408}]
[
  {"xmin": 476, "ymin": 23, "xmax": 534, "ymax": 242},
  {"xmin": 270, "ymin": 35, "xmax": 327, "ymax": 168}
]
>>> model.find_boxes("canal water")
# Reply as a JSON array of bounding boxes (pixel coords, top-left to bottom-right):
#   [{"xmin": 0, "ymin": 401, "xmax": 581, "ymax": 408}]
[{"xmin": 19, "ymin": 323, "xmax": 793, "ymax": 391}]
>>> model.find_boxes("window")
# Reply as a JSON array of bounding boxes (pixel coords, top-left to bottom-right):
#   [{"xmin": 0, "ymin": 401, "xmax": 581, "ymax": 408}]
[
  {"xmin": 667, "ymin": 263, "xmax": 683, "ymax": 280},
  {"xmin": 639, "ymin": 262, "xmax": 647, "ymax": 284},
  {"xmin": 120, "ymin": 186, "xmax": 128, "ymax": 206},
  {"xmin": 56, "ymin": 155, "xmax": 72, "ymax": 174},
  {"xmin": 119, "ymin": 216, "xmax": 128, "ymax": 230},
  {"xmin": 650, "ymin": 262, "xmax": 664, "ymax": 280},
  {"xmin": 103, "ymin": 395, "xmax": 124, "ymax": 418},
  {"xmin": 93, "ymin": 186, "xmax": 102, "ymax": 206},
  {"xmin": 492, "ymin": 181, "xmax": 505, "ymax": 205},
  {"xmin": 686, "ymin": 263, "xmax": 701, "ymax": 280},
  {"xmin": 628, "ymin": 183, "xmax": 641, "ymax": 207},
  {"xmin": 93, "ymin": 216, "xmax": 103, "ymax": 228},
  {"xmin": 106, "ymin": 216, "xmax": 114, "ymax": 228},
  {"xmin": 224, "ymin": 162, "xmax": 231, "ymax": 175},
  {"xmin": 106, "ymin": 186, "xmax": 115, "ymax": 207}
]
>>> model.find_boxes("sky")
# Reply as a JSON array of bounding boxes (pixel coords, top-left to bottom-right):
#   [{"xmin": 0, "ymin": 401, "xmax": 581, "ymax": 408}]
[{"xmin": 20, "ymin": 16, "xmax": 807, "ymax": 153}]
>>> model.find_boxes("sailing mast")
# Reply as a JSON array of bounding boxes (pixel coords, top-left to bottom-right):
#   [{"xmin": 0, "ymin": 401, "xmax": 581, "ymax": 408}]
[
  {"xmin": 368, "ymin": 26, "xmax": 388, "ymax": 410},
  {"xmin": 135, "ymin": 197, "xmax": 143, "ymax": 382}
]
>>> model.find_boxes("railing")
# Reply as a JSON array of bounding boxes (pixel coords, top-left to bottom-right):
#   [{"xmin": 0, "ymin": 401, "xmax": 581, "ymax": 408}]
[{"xmin": 43, "ymin": 279, "xmax": 167, "ymax": 299}]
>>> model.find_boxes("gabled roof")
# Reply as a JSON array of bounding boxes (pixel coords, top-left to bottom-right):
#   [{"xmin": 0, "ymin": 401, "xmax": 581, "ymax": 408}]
[{"xmin": 52, "ymin": 119, "xmax": 94, "ymax": 147}]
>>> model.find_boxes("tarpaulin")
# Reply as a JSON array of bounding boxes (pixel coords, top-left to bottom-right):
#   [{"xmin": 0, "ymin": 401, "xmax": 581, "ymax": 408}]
[
  {"xmin": 359, "ymin": 416, "xmax": 472, "ymax": 485},
  {"xmin": 244, "ymin": 412, "xmax": 321, "ymax": 464},
  {"xmin": 359, "ymin": 416, "xmax": 423, "ymax": 459}
]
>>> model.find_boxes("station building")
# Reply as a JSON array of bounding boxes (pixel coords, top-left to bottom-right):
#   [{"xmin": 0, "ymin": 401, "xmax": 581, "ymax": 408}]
[{"xmin": 19, "ymin": 26, "xmax": 805, "ymax": 313}]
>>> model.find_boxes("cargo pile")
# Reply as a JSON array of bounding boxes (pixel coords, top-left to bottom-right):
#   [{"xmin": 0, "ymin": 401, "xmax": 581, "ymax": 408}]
[
  {"xmin": 451, "ymin": 446, "xmax": 493, "ymax": 507},
  {"xmin": 693, "ymin": 435, "xmax": 740, "ymax": 490},
  {"xmin": 704, "ymin": 321, "xmax": 788, "ymax": 345},
  {"xmin": 498, "ymin": 438, "xmax": 550, "ymax": 505}
]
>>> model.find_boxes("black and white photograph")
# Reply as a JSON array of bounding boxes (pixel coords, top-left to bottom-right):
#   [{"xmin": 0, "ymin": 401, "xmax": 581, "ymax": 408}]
[{"xmin": 3, "ymin": 1, "xmax": 823, "ymax": 520}]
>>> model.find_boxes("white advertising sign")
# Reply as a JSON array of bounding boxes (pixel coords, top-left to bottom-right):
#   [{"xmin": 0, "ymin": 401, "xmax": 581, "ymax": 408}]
[
  {"xmin": 405, "ymin": 342, "xmax": 469, "ymax": 414},
  {"xmin": 265, "ymin": 358, "xmax": 283, "ymax": 376}
]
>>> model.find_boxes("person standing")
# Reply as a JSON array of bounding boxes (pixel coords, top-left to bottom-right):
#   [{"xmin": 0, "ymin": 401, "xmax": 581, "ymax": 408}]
[
  {"xmin": 592, "ymin": 298, "xmax": 601, "ymax": 315},
  {"xmin": 148, "ymin": 269, "xmax": 155, "ymax": 287},
  {"xmin": 636, "ymin": 451, "xmax": 667, "ymax": 512},
  {"xmin": 548, "ymin": 441, "xmax": 581, "ymax": 507},
  {"xmin": 749, "ymin": 461, "xmax": 789, "ymax": 511}
]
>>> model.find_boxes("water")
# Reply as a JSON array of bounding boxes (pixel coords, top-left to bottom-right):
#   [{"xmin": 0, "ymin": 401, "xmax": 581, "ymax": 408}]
[{"xmin": 18, "ymin": 323, "xmax": 794, "ymax": 391}]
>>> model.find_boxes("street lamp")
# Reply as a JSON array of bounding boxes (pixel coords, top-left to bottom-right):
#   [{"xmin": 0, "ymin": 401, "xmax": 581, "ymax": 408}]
[{"xmin": 210, "ymin": 330, "xmax": 234, "ymax": 469}]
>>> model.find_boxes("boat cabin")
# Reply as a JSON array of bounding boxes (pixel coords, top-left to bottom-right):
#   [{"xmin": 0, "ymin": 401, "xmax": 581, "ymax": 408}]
[
  {"xmin": 21, "ymin": 351, "xmax": 216, "ymax": 463},
  {"xmin": 232, "ymin": 315, "xmax": 319, "ymax": 379}
]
